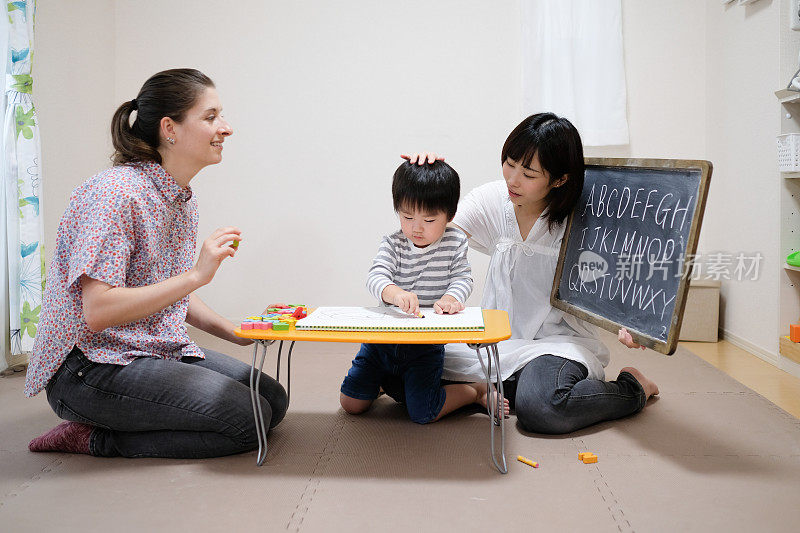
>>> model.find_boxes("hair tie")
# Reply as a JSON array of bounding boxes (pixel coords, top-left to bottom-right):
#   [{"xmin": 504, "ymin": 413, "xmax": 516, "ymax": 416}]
[{"xmin": 130, "ymin": 98, "xmax": 138, "ymax": 110}]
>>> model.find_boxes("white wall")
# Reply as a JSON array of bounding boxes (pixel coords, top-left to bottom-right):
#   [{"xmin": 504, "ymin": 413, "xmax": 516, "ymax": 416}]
[
  {"xmin": 704, "ymin": 0, "xmax": 780, "ymax": 355},
  {"xmin": 33, "ymin": 1, "xmax": 780, "ymax": 359},
  {"xmin": 35, "ymin": 1, "xmax": 115, "ymax": 261},
  {"xmin": 589, "ymin": 1, "xmax": 706, "ymax": 161},
  {"xmin": 111, "ymin": 0, "xmax": 521, "ymax": 316}
]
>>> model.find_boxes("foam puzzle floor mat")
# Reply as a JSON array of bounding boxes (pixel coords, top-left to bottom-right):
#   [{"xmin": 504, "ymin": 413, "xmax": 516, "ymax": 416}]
[{"xmin": 1, "ymin": 329, "xmax": 799, "ymax": 532}]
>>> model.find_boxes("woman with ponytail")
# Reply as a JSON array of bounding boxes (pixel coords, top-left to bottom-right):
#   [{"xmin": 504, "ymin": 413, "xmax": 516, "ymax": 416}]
[{"xmin": 25, "ymin": 69, "xmax": 288, "ymax": 459}]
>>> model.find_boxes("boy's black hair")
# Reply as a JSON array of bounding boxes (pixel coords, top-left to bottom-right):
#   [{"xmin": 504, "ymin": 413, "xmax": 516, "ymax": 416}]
[
  {"xmin": 392, "ymin": 160, "xmax": 460, "ymax": 220},
  {"xmin": 501, "ymin": 112, "xmax": 585, "ymax": 232}
]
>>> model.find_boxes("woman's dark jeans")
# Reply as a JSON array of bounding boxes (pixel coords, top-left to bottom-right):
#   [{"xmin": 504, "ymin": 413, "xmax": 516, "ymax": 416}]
[
  {"xmin": 45, "ymin": 346, "xmax": 287, "ymax": 458},
  {"xmin": 508, "ymin": 355, "xmax": 646, "ymax": 434}
]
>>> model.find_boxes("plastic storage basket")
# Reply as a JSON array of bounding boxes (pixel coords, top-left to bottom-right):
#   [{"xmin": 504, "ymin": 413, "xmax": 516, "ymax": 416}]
[{"xmin": 778, "ymin": 134, "xmax": 800, "ymax": 172}]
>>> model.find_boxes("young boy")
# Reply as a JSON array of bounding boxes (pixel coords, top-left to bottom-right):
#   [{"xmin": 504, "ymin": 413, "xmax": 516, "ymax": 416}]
[{"xmin": 339, "ymin": 160, "xmax": 503, "ymax": 424}]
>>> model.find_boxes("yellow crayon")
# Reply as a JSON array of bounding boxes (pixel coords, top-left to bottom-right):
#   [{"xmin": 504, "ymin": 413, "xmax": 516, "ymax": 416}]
[
  {"xmin": 517, "ymin": 455, "xmax": 538, "ymax": 468},
  {"xmin": 578, "ymin": 452, "xmax": 598, "ymax": 463},
  {"xmin": 416, "ymin": 312, "xmax": 425, "ymax": 318}
]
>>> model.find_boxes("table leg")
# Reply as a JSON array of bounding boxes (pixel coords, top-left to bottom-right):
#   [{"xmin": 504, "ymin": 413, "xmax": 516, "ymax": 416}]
[
  {"xmin": 250, "ymin": 340, "xmax": 274, "ymax": 466},
  {"xmin": 275, "ymin": 340, "xmax": 296, "ymax": 405},
  {"xmin": 469, "ymin": 343, "xmax": 508, "ymax": 474},
  {"xmin": 490, "ymin": 343, "xmax": 507, "ymax": 472},
  {"xmin": 285, "ymin": 341, "xmax": 295, "ymax": 404},
  {"xmin": 276, "ymin": 340, "xmax": 282, "ymax": 382}
]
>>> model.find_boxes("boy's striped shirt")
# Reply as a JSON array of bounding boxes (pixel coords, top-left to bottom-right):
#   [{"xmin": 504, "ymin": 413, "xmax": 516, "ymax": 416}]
[{"xmin": 367, "ymin": 227, "xmax": 473, "ymax": 306}]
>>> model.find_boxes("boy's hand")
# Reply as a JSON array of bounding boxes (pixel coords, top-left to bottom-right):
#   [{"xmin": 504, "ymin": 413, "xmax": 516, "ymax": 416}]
[
  {"xmin": 434, "ymin": 295, "xmax": 464, "ymax": 315},
  {"xmin": 392, "ymin": 290, "xmax": 420, "ymax": 317}
]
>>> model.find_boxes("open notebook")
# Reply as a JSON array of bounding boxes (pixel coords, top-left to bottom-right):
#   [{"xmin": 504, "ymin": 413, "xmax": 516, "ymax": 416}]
[{"xmin": 296, "ymin": 306, "xmax": 485, "ymax": 332}]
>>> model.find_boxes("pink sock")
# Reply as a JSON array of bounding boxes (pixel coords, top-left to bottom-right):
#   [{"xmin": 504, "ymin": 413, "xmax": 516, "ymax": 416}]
[{"xmin": 29, "ymin": 421, "xmax": 93, "ymax": 455}]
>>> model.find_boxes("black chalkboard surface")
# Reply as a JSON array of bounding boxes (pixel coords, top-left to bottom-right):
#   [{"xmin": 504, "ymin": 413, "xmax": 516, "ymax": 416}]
[{"xmin": 551, "ymin": 158, "xmax": 712, "ymax": 355}]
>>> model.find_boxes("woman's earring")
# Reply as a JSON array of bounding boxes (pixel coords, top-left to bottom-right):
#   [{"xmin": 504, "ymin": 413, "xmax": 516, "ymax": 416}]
[{"xmin": 166, "ymin": 137, "xmax": 175, "ymax": 145}]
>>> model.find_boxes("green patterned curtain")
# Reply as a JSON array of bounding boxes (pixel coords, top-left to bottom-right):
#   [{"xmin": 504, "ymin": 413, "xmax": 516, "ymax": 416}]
[{"xmin": 2, "ymin": 0, "xmax": 41, "ymax": 372}]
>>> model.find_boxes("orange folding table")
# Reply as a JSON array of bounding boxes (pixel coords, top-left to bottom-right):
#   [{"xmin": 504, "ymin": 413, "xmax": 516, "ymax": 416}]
[{"xmin": 235, "ymin": 309, "xmax": 512, "ymax": 473}]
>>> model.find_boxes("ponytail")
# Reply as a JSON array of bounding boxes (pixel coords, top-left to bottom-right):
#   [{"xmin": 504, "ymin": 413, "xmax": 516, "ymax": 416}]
[
  {"xmin": 110, "ymin": 68, "xmax": 215, "ymax": 166},
  {"xmin": 110, "ymin": 99, "xmax": 161, "ymax": 166}
]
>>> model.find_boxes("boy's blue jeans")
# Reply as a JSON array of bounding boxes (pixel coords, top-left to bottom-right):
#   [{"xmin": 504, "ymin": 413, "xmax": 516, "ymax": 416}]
[
  {"xmin": 340, "ymin": 343, "xmax": 446, "ymax": 424},
  {"xmin": 45, "ymin": 346, "xmax": 288, "ymax": 458}
]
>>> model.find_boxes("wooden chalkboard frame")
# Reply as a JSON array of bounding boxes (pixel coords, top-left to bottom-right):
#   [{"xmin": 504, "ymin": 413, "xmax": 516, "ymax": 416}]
[{"xmin": 550, "ymin": 158, "xmax": 712, "ymax": 355}]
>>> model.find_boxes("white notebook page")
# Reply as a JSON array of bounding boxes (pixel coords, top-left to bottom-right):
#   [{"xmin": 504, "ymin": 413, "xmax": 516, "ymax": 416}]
[{"xmin": 296, "ymin": 306, "xmax": 485, "ymax": 331}]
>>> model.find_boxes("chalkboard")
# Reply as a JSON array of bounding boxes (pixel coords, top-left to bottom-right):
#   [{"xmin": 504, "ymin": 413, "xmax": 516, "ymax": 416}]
[{"xmin": 551, "ymin": 158, "xmax": 712, "ymax": 355}]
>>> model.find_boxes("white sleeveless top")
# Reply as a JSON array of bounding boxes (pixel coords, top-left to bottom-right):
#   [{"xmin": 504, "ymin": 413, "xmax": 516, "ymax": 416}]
[{"xmin": 443, "ymin": 180, "xmax": 610, "ymax": 382}]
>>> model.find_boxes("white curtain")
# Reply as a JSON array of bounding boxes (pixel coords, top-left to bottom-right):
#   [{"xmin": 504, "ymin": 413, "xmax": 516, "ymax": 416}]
[
  {"xmin": 2, "ymin": 0, "xmax": 42, "ymax": 373},
  {"xmin": 521, "ymin": 0, "xmax": 629, "ymax": 146}
]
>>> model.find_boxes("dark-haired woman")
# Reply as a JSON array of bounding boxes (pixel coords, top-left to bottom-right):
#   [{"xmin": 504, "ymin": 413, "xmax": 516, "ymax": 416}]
[
  {"xmin": 406, "ymin": 113, "xmax": 659, "ymax": 435},
  {"xmin": 25, "ymin": 69, "xmax": 287, "ymax": 458}
]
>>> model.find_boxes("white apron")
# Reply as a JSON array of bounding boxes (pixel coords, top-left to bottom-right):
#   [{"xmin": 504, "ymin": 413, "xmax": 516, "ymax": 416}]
[{"xmin": 444, "ymin": 180, "xmax": 609, "ymax": 382}]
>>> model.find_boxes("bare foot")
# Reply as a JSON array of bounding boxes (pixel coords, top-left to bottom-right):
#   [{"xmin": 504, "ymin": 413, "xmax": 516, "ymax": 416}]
[
  {"xmin": 29, "ymin": 421, "xmax": 93, "ymax": 454},
  {"xmin": 620, "ymin": 367, "xmax": 659, "ymax": 398},
  {"xmin": 474, "ymin": 382, "xmax": 510, "ymax": 416}
]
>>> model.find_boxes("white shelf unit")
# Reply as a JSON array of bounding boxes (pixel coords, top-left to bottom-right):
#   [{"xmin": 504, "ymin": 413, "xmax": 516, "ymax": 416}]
[
  {"xmin": 778, "ymin": 79, "xmax": 800, "ymax": 361},
  {"xmin": 776, "ymin": 89, "xmax": 800, "ymax": 104}
]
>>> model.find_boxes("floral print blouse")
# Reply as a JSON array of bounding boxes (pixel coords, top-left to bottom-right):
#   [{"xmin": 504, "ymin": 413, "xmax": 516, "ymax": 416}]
[{"xmin": 24, "ymin": 161, "xmax": 203, "ymax": 397}]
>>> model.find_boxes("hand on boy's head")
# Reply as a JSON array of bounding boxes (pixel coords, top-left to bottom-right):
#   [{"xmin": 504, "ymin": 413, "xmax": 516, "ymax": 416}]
[
  {"xmin": 400, "ymin": 152, "xmax": 445, "ymax": 165},
  {"xmin": 392, "ymin": 290, "xmax": 420, "ymax": 316},
  {"xmin": 434, "ymin": 298, "xmax": 464, "ymax": 315}
]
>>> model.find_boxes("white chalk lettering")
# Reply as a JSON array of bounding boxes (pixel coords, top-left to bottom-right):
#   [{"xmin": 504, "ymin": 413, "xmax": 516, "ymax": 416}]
[
  {"xmin": 630, "ymin": 188, "xmax": 646, "ymax": 220},
  {"xmin": 655, "ymin": 193, "xmax": 673, "ymax": 228},
  {"xmin": 618, "ymin": 187, "xmax": 631, "ymax": 218},
  {"xmin": 582, "ymin": 184, "xmax": 596, "ymax": 216},
  {"xmin": 671, "ymin": 195, "xmax": 693, "ymax": 231}
]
